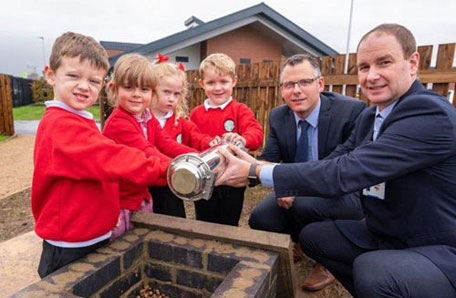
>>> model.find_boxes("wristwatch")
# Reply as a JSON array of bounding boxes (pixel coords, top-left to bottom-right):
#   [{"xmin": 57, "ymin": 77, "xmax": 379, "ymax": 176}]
[{"xmin": 248, "ymin": 163, "xmax": 260, "ymax": 187}]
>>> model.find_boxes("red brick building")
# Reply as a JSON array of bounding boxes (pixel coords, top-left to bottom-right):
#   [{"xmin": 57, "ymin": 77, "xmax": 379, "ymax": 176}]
[{"xmin": 105, "ymin": 3, "xmax": 337, "ymax": 69}]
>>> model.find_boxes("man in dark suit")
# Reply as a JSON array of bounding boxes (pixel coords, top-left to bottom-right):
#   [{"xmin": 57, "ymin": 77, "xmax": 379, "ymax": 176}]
[
  {"xmin": 249, "ymin": 54, "xmax": 366, "ymax": 291},
  {"xmin": 216, "ymin": 23, "xmax": 456, "ymax": 297}
]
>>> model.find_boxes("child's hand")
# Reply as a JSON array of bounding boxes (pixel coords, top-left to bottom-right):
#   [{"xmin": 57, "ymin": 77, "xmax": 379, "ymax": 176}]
[
  {"xmin": 209, "ymin": 136, "xmax": 222, "ymax": 147},
  {"xmin": 222, "ymin": 133, "xmax": 246, "ymax": 147},
  {"xmin": 277, "ymin": 196, "xmax": 295, "ymax": 209}
]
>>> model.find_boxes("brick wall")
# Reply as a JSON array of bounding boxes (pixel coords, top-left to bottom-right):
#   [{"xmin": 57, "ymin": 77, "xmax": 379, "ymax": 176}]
[
  {"xmin": 11, "ymin": 224, "xmax": 282, "ymax": 298},
  {"xmin": 206, "ymin": 25, "xmax": 281, "ymax": 65},
  {"xmin": 106, "ymin": 49, "xmax": 124, "ymax": 58}
]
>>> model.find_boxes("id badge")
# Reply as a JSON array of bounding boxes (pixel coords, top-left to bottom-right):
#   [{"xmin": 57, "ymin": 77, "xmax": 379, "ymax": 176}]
[{"xmin": 362, "ymin": 182, "xmax": 385, "ymax": 200}]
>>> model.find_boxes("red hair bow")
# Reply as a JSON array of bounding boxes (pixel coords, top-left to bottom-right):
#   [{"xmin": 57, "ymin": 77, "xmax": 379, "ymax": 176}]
[
  {"xmin": 155, "ymin": 53, "xmax": 169, "ymax": 63},
  {"xmin": 177, "ymin": 62, "xmax": 186, "ymax": 71}
]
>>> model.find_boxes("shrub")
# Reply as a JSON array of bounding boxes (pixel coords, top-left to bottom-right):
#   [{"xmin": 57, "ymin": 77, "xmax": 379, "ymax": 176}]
[{"xmin": 30, "ymin": 78, "xmax": 53, "ymax": 103}]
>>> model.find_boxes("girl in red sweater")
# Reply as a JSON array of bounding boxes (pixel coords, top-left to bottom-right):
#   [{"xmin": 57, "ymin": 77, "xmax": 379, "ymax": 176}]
[
  {"xmin": 103, "ymin": 54, "xmax": 195, "ymax": 238},
  {"xmin": 149, "ymin": 55, "xmax": 218, "ymax": 217}
]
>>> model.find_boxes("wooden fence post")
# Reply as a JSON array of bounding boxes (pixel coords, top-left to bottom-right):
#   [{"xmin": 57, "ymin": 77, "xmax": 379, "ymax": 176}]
[
  {"xmin": 345, "ymin": 53, "xmax": 358, "ymax": 99},
  {"xmin": 0, "ymin": 75, "xmax": 15, "ymax": 136},
  {"xmin": 432, "ymin": 43, "xmax": 455, "ymax": 97}
]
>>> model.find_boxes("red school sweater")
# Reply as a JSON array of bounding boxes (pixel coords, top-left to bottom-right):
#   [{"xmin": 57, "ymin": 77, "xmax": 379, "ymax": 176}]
[
  {"xmin": 32, "ymin": 107, "xmax": 168, "ymax": 242},
  {"xmin": 162, "ymin": 114, "xmax": 213, "ymax": 151},
  {"xmin": 103, "ymin": 107, "xmax": 196, "ymax": 209},
  {"xmin": 190, "ymin": 100, "xmax": 264, "ymax": 150}
]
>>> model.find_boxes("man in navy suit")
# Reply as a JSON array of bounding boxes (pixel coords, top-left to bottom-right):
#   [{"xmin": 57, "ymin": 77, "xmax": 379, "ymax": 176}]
[
  {"xmin": 249, "ymin": 54, "xmax": 366, "ymax": 291},
  {"xmin": 216, "ymin": 24, "xmax": 456, "ymax": 297}
]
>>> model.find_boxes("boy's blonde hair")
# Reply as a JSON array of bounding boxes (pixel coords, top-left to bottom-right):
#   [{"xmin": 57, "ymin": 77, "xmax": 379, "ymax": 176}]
[
  {"xmin": 151, "ymin": 62, "xmax": 189, "ymax": 124},
  {"xmin": 107, "ymin": 54, "xmax": 154, "ymax": 106},
  {"xmin": 199, "ymin": 53, "xmax": 236, "ymax": 79},
  {"xmin": 49, "ymin": 32, "xmax": 109, "ymax": 72}
]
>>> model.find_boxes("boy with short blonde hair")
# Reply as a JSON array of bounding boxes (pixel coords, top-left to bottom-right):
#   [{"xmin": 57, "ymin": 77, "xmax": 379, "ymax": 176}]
[
  {"xmin": 199, "ymin": 53, "xmax": 236, "ymax": 78},
  {"xmin": 190, "ymin": 53, "xmax": 263, "ymax": 226},
  {"xmin": 32, "ymin": 32, "xmax": 169, "ymax": 278}
]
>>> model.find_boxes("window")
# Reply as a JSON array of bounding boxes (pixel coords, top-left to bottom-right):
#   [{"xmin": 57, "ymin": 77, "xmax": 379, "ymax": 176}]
[
  {"xmin": 175, "ymin": 56, "xmax": 189, "ymax": 63},
  {"xmin": 240, "ymin": 58, "xmax": 251, "ymax": 64}
]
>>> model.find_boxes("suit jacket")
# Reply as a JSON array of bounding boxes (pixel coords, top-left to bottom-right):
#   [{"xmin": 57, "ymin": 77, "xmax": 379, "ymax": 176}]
[
  {"xmin": 273, "ymin": 81, "xmax": 456, "ymax": 288},
  {"xmin": 259, "ymin": 92, "xmax": 366, "ymax": 162}
]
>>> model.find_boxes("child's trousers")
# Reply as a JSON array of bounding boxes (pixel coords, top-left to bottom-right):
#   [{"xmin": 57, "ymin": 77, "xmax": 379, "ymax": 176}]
[
  {"xmin": 149, "ymin": 186, "xmax": 186, "ymax": 218},
  {"xmin": 194, "ymin": 185, "xmax": 246, "ymax": 226},
  {"xmin": 38, "ymin": 239, "xmax": 108, "ymax": 278}
]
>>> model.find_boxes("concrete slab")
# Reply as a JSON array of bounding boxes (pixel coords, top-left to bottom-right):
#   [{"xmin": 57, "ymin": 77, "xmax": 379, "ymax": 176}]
[{"xmin": 0, "ymin": 231, "xmax": 41, "ymax": 298}]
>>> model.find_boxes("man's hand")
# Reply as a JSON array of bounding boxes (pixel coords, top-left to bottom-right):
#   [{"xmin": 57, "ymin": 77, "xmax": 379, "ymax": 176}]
[
  {"xmin": 215, "ymin": 145, "xmax": 252, "ymax": 187},
  {"xmin": 228, "ymin": 143, "xmax": 259, "ymax": 163},
  {"xmin": 277, "ymin": 196, "xmax": 295, "ymax": 209}
]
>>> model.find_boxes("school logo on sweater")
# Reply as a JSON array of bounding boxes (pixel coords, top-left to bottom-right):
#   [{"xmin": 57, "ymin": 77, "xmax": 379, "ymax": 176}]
[
  {"xmin": 224, "ymin": 119, "xmax": 235, "ymax": 132},
  {"xmin": 176, "ymin": 134, "xmax": 182, "ymax": 143}
]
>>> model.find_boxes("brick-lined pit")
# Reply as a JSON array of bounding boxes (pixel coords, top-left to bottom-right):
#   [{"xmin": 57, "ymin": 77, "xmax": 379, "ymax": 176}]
[{"xmin": 11, "ymin": 213, "xmax": 296, "ymax": 298}]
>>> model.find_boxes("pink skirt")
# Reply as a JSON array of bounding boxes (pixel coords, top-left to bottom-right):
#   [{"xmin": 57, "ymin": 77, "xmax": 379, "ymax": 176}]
[{"xmin": 110, "ymin": 199, "xmax": 153, "ymax": 240}]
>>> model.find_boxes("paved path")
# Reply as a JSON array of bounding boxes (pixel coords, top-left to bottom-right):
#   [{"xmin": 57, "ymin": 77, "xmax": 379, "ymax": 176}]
[
  {"xmin": 0, "ymin": 231, "xmax": 41, "ymax": 298},
  {"xmin": 13, "ymin": 120, "xmax": 101, "ymax": 135},
  {"xmin": 14, "ymin": 121, "xmax": 40, "ymax": 135}
]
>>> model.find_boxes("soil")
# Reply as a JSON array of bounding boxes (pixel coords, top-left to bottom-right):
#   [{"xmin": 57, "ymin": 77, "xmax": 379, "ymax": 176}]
[
  {"xmin": 0, "ymin": 135, "xmax": 35, "ymax": 242},
  {"xmin": 0, "ymin": 135, "xmax": 35, "ymax": 198},
  {"xmin": 0, "ymin": 135, "xmax": 350, "ymax": 298}
]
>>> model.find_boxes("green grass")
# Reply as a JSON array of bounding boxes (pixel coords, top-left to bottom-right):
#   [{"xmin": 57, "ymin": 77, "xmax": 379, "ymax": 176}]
[
  {"xmin": 0, "ymin": 135, "xmax": 9, "ymax": 142},
  {"xmin": 13, "ymin": 105, "xmax": 46, "ymax": 120},
  {"xmin": 13, "ymin": 104, "xmax": 100, "ymax": 121}
]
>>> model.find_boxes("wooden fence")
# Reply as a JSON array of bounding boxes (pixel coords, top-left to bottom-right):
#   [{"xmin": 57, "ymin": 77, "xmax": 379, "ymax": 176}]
[
  {"xmin": 10, "ymin": 77, "xmax": 34, "ymax": 107},
  {"xmin": 101, "ymin": 43, "xmax": 456, "ymax": 139},
  {"xmin": 182, "ymin": 43, "xmax": 456, "ymax": 140},
  {"xmin": 0, "ymin": 75, "xmax": 14, "ymax": 135},
  {"xmin": 320, "ymin": 43, "xmax": 456, "ymax": 106}
]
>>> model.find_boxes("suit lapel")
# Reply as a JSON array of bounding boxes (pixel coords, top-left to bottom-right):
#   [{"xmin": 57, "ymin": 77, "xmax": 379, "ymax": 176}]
[
  {"xmin": 364, "ymin": 108, "xmax": 376, "ymax": 144},
  {"xmin": 317, "ymin": 96, "xmax": 330, "ymax": 159},
  {"xmin": 285, "ymin": 108, "xmax": 297, "ymax": 160}
]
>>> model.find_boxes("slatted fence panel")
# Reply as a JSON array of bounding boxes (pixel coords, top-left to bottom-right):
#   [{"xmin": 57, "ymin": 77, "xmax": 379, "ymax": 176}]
[{"xmin": 0, "ymin": 75, "xmax": 14, "ymax": 135}]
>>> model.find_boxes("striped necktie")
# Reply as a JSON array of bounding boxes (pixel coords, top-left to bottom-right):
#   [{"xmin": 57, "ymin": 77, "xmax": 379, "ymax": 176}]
[{"xmin": 373, "ymin": 114, "xmax": 384, "ymax": 141}]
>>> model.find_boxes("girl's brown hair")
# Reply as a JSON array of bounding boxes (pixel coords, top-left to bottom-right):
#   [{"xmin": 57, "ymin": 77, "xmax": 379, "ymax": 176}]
[{"xmin": 107, "ymin": 54, "xmax": 154, "ymax": 106}]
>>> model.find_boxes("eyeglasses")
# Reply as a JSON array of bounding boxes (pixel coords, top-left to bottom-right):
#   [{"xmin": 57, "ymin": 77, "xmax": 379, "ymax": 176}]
[{"xmin": 280, "ymin": 77, "xmax": 319, "ymax": 90}]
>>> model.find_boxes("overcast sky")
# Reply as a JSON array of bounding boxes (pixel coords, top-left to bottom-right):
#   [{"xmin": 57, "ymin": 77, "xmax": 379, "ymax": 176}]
[{"xmin": 1, "ymin": 0, "xmax": 455, "ymax": 77}]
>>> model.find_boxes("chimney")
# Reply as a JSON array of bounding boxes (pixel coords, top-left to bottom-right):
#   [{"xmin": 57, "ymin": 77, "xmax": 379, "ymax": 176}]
[{"xmin": 184, "ymin": 16, "xmax": 204, "ymax": 28}]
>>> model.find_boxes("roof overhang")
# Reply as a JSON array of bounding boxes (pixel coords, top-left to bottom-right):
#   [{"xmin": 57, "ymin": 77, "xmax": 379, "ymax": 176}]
[{"xmin": 150, "ymin": 16, "xmax": 324, "ymax": 58}]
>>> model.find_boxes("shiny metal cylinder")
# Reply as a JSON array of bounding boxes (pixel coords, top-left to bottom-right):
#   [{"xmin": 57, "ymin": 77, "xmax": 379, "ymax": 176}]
[{"xmin": 167, "ymin": 143, "xmax": 241, "ymax": 201}]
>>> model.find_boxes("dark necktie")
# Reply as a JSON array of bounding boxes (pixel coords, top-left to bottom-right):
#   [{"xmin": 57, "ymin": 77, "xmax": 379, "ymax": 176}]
[{"xmin": 294, "ymin": 120, "xmax": 310, "ymax": 162}]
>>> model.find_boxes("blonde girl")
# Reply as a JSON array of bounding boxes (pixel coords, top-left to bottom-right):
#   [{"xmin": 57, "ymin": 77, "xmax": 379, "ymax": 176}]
[{"xmin": 148, "ymin": 54, "xmax": 217, "ymax": 217}]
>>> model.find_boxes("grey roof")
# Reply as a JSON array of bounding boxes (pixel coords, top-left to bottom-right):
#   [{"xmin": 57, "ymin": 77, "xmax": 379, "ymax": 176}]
[
  {"xmin": 109, "ymin": 2, "xmax": 338, "ymax": 66},
  {"xmin": 100, "ymin": 41, "xmax": 144, "ymax": 51}
]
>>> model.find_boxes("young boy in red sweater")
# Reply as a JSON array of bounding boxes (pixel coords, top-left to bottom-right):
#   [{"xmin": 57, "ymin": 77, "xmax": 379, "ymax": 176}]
[
  {"xmin": 32, "ymin": 32, "xmax": 169, "ymax": 278},
  {"xmin": 190, "ymin": 53, "xmax": 264, "ymax": 226}
]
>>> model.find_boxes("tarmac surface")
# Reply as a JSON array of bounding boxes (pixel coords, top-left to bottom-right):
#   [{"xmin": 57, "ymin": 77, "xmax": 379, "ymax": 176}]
[
  {"xmin": 13, "ymin": 121, "xmax": 40, "ymax": 135},
  {"xmin": 13, "ymin": 120, "xmax": 101, "ymax": 135}
]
